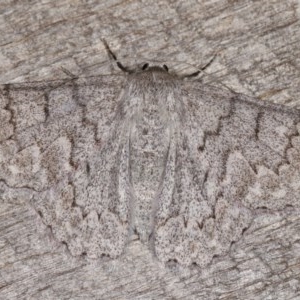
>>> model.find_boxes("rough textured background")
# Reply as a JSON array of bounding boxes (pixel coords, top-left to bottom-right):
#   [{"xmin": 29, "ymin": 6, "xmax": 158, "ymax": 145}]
[{"xmin": 1, "ymin": 0, "xmax": 300, "ymax": 299}]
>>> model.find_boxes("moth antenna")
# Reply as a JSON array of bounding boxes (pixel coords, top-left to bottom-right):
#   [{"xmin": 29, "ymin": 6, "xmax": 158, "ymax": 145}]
[
  {"xmin": 181, "ymin": 53, "xmax": 235, "ymax": 93},
  {"xmin": 200, "ymin": 54, "xmax": 216, "ymax": 71},
  {"xmin": 183, "ymin": 53, "xmax": 217, "ymax": 79},
  {"xmin": 101, "ymin": 38, "xmax": 133, "ymax": 74}
]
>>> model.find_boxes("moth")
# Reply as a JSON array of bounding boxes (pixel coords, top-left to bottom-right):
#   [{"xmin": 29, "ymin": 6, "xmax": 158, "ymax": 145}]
[{"xmin": 1, "ymin": 41, "xmax": 299, "ymax": 267}]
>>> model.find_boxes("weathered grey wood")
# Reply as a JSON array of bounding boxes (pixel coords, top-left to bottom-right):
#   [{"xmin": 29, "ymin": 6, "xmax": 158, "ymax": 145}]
[{"xmin": 1, "ymin": 1, "xmax": 300, "ymax": 299}]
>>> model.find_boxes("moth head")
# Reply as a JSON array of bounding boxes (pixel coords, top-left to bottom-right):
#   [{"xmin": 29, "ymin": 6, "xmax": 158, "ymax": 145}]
[{"xmin": 141, "ymin": 63, "xmax": 169, "ymax": 73}]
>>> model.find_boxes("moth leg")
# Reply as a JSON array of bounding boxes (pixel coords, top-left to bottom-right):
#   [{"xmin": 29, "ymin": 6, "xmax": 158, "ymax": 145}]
[{"xmin": 101, "ymin": 38, "xmax": 133, "ymax": 74}]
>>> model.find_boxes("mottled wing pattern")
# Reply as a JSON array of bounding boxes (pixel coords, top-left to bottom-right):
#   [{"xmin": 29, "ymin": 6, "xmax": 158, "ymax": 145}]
[
  {"xmin": 2, "ymin": 70, "xmax": 300, "ymax": 267},
  {"xmin": 154, "ymin": 83, "xmax": 300, "ymax": 266},
  {"xmin": 0, "ymin": 76, "xmax": 132, "ymax": 258}
]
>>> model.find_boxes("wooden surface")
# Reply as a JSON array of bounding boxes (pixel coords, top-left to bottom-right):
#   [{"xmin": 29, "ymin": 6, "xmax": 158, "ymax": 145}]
[{"xmin": 1, "ymin": 0, "xmax": 300, "ymax": 299}]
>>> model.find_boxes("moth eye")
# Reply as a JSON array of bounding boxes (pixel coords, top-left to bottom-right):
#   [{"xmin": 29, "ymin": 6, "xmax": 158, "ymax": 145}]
[
  {"xmin": 163, "ymin": 64, "xmax": 169, "ymax": 72},
  {"xmin": 142, "ymin": 63, "xmax": 149, "ymax": 70}
]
